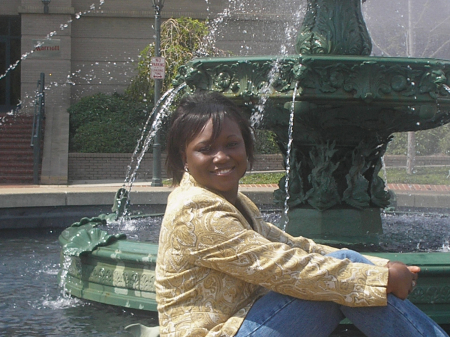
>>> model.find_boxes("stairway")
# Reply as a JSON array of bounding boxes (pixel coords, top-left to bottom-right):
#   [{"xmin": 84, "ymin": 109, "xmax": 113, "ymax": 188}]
[{"xmin": 0, "ymin": 114, "xmax": 41, "ymax": 184}]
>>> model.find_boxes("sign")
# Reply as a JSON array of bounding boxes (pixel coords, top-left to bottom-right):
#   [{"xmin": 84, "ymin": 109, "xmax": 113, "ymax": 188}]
[
  {"xmin": 31, "ymin": 39, "xmax": 61, "ymax": 58},
  {"xmin": 150, "ymin": 57, "xmax": 166, "ymax": 79}
]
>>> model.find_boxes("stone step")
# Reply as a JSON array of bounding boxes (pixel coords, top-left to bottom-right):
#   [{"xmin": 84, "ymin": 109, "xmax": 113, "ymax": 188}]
[
  {"xmin": 0, "ymin": 161, "xmax": 33, "ymax": 168},
  {"xmin": 0, "ymin": 150, "xmax": 33, "ymax": 166},
  {"xmin": 0, "ymin": 168, "xmax": 34, "ymax": 175},
  {"xmin": 0, "ymin": 142, "xmax": 32, "ymax": 150},
  {"xmin": 0, "ymin": 135, "xmax": 30, "ymax": 140},
  {"xmin": 0, "ymin": 176, "xmax": 34, "ymax": 184}
]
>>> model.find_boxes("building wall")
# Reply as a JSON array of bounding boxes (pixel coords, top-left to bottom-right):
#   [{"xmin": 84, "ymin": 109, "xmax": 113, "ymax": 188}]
[
  {"xmin": 2, "ymin": 0, "xmax": 21, "ymax": 15},
  {"xmin": 10, "ymin": 0, "xmax": 299, "ymax": 105}
]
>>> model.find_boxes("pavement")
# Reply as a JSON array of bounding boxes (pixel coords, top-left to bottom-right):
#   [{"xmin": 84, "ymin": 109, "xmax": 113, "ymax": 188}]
[
  {"xmin": 0, "ymin": 181, "xmax": 449, "ymax": 209},
  {"xmin": 0, "ymin": 181, "xmax": 450, "ymax": 229}
]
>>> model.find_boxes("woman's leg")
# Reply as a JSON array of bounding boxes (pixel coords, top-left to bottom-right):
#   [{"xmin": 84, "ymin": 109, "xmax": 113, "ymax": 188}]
[
  {"xmin": 236, "ymin": 250, "xmax": 448, "ymax": 337},
  {"xmin": 341, "ymin": 294, "xmax": 449, "ymax": 337},
  {"xmin": 327, "ymin": 250, "xmax": 449, "ymax": 337},
  {"xmin": 326, "ymin": 249, "xmax": 375, "ymax": 265},
  {"xmin": 234, "ymin": 291, "xmax": 344, "ymax": 337}
]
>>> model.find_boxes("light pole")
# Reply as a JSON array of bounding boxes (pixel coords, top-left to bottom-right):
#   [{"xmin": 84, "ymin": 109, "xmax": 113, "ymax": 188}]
[
  {"xmin": 42, "ymin": 0, "xmax": 51, "ymax": 14},
  {"xmin": 151, "ymin": 0, "xmax": 165, "ymax": 187}
]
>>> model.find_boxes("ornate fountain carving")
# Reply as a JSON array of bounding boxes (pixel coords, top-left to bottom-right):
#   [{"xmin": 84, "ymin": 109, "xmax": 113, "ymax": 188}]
[{"xmin": 296, "ymin": 0, "xmax": 372, "ymax": 55}]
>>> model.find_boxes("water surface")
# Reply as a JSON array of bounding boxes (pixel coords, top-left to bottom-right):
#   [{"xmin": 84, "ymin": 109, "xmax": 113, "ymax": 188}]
[{"xmin": 0, "ymin": 229, "xmax": 158, "ymax": 337}]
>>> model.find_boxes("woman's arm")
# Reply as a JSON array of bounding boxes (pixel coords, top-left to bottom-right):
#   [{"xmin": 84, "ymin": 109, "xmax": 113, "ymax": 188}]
[
  {"xmin": 175, "ymin": 200, "xmax": 389, "ymax": 308},
  {"xmin": 261, "ymin": 221, "xmax": 390, "ymax": 266}
]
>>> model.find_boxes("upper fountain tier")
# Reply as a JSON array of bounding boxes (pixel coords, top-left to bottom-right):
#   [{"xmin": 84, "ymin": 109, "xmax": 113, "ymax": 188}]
[
  {"xmin": 174, "ymin": 0, "xmax": 450, "ymax": 137},
  {"xmin": 174, "ymin": 54, "xmax": 450, "ymax": 136}
]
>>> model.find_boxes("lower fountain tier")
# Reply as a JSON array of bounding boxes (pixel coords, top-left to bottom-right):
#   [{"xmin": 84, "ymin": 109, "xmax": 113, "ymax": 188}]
[{"xmin": 59, "ymin": 228, "xmax": 450, "ymax": 324}]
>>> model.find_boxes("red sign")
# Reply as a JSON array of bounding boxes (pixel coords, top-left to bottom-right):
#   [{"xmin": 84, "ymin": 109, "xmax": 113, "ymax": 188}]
[{"xmin": 151, "ymin": 57, "xmax": 166, "ymax": 79}]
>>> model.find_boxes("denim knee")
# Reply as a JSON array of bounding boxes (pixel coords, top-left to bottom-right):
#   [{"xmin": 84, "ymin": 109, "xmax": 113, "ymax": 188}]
[{"xmin": 326, "ymin": 249, "xmax": 374, "ymax": 265}]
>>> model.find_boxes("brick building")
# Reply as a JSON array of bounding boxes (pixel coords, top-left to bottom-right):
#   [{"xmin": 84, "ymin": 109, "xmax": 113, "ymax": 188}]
[{"xmin": 0, "ymin": 0, "xmax": 297, "ymax": 184}]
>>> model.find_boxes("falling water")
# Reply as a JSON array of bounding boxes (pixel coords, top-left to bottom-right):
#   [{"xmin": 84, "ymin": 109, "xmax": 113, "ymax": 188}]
[
  {"xmin": 250, "ymin": 61, "xmax": 279, "ymax": 129},
  {"xmin": 123, "ymin": 86, "xmax": 179, "ymax": 184},
  {"xmin": 249, "ymin": 7, "xmax": 304, "ymax": 128},
  {"xmin": 381, "ymin": 156, "xmax": 389, "ymax": 189},
  {"xmin": 282, "ymin": 84, "xmax": 299, "ymax": 232},
  {"xmin": 0, "ymin": 0, "xmax": 116, "ymax": 125},
  {"xmin": 125, "ymin": 83, "xmax": 187, "ymax": 186},
  {"xmin": 198, "ymin": 6, "xmax": 231, "ymax": 57},
  {"xmin": 119, "ymin": 0, "xmax": 307, "ymax": 206},
  {"xmin": 118, "ymin": 83, "xmax": 187, "ymax": 215},
  {"xmin": 443, "ymin": 84, "xmax": 450, "ymax": 95}
]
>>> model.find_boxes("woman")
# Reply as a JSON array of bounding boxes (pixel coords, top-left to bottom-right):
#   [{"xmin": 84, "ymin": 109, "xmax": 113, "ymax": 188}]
[{"xmin": 155, "ymin": 92, "xmax": 448, "ymax": 337}]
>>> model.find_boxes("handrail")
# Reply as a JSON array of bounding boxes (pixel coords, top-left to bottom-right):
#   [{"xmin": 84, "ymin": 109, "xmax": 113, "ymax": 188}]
[{"xmin": 31, "ymin": 73, "xmax": 45, "ymax": 184}]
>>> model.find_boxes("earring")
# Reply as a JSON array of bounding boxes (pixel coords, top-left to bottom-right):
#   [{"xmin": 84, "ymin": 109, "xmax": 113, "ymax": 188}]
[{"xmin": 184, "ymin": 165, "xmax": 189, "ymax": 172}]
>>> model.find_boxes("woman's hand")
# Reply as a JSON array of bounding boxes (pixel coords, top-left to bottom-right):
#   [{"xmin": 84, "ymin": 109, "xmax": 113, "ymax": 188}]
[{"xmin": 386, "ymin": 261, "xmax": 420, "ymax": 300}]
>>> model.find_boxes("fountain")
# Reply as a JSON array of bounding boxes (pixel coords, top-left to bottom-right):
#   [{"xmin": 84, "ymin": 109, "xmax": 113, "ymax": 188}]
[{"xmin": 59, "ymin": 0, "xmax": 450, "ymax": 331}]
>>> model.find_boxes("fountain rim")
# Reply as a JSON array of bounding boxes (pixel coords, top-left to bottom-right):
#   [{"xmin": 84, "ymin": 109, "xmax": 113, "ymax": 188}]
[{"xmin": 187, "ymin": 54, "xmax": 450, "ymax": 66}]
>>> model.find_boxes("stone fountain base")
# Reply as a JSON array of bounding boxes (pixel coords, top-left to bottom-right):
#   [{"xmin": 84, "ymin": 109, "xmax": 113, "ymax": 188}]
[{"xmin": 60, "ymin": 237, "xmax": 158, "ymax": 311}]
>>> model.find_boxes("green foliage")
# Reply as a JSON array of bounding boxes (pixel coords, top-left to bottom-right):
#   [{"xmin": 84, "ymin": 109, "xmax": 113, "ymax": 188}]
[
  {"xmin": 126, "ymin": 17, "xmax": 227, "ymax": 101},
  {"xmin": 70, "ymin": 121, "xmax": 143, "ymax": 153},
  {"xmin": 68, "ymin": 93, "xmax": 150, "ymax": 153},
  {"xmin": 237, "ymin": 167, "xmax": 450, "ymax": 186},
  {"xmin": 254, "ymin": 130, "xmax": 279, "ymax": 154},
  {"xmin": 386, "ymin": 124, "xmax": 450, "ymax": 156},
  {"xmin": 69, "ymin": 17, "xmax": 228, "ymax": 153}
]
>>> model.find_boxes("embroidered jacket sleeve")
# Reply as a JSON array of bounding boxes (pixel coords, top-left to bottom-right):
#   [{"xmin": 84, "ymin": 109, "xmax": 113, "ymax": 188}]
[
  {"xmin": 238, "ymin": 193, "xmax": 389, "ymax": 267},
  {"xmin": 172, "ymin": 190, "xmax": 388, "ymax": 307}
]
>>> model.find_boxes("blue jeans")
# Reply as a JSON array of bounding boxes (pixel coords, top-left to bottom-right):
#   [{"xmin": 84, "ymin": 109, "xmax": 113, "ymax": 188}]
[{"xmin": 234, "ymin": 250, "xmax": 448, "ymax": 337}]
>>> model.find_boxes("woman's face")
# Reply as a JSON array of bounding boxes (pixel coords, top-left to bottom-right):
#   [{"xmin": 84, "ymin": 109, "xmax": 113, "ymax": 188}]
[{"xmin": 182, "ymin": 117, "xmax": 248, "ymax": 204}]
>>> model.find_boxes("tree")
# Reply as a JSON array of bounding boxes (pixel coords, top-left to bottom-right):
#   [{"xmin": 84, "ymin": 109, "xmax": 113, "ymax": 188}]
[{"xmin": 126, "ymin": 17, "xmax": 228, "ymax": 102}]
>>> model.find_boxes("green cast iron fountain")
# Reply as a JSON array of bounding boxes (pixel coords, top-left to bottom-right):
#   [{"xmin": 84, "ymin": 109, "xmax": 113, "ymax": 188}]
[
  {"xmin": 59, "ymin": 0, "xmax": 450, "ymax": 328},
  {"xmin": 173, "ymin": 0, "xmax": 450, "ymax": 244}
]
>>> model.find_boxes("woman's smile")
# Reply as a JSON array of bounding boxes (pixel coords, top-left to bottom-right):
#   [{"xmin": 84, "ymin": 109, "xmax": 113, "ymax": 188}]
[
  {"xmin": 182, "ymin": 117, "xmax": 248, "ymax": 204},
  {"xmin": 214, "ymin": 168, "xmax": 234, "ymax": 175}
]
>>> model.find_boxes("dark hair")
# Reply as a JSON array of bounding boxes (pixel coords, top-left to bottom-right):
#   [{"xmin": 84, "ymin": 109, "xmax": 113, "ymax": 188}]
[{"xmin": 166, "ymin": 91, "xmax": 255, "ymax": 184}]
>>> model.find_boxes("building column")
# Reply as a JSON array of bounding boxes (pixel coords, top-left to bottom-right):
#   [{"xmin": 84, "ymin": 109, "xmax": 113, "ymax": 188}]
[{"xmin": 19, "ymin": 1, "xmax": 74, "ymax": 184}]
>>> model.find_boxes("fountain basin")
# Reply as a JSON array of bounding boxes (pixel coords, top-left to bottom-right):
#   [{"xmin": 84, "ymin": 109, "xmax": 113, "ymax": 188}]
[
  {"xmin": 61, "ymin": 239, "xmax": 158, "ymax": 312},
  {"xmin": 59, "ymin": 216, "xmax": 450, "ymax": 324}
]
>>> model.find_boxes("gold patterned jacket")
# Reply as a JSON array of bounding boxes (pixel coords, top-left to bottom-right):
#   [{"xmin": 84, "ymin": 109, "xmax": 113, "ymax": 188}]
[{"xmin": 155, "ymin": 173, "xmax": 389, "ymax": 337}]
